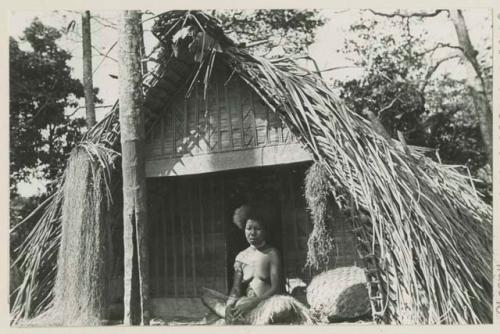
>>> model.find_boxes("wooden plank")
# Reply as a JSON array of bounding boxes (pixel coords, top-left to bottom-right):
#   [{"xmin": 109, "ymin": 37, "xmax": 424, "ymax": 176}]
[
  {"xmin": 153, "ymin": 192, "xmax": 160, "ymax": 296},
  {"xmin": 224, "ymin": 77, "xmax": 235, "ymax": 150},
  {"xmin": 220, "ymin": 176, "xmax": 228, "ymax": 293},
  {"xmin": 161, "ymin": 187, "xmax": 168, "ymax": 297},
  {"xmin": 170, "ymin": 181, "xmax": 178, "ymax": 297},
  {"xmin": 199, "ymin": 178, "xmax": 206, "ymax": 258},
  {"xmin": 210, "ymin": 177, "xmax": 217, "ymax": 289},
  {"xmin": 216, "ymin": 80, "xmax": 222, "ymax": 152},
  {"xmin": 160, "ymin": 116, "xmax": 165, "ymax": 156},
  {"xmin": 183, "ymin": 99, "xmax": 188, "ymax": 156},
  {"xmin": 263, "ymin": 93, "xmax": 270, "ymax": 144},
  {"xmin": 287, "ymin": 169, "xmax": 299, "ymax": 251},
  {"xmin": 146, "ymin": 143, "xmax": 312, "ymax": 177},
  {"xmin": 194, "ymin": 85, "xmax": 200, "ymax": 154},
  {"xmin": 250, "ymin": 92, "xmax": 259, "ymax": 146},
  {"xmin": 146, "ymin": 190, "xmax": 155, "ymax": 296},
  {"xmin": 189, "ymin": 181, "xmax": 197, "ymax": 296},
  {"xmin": 278, "ymin": 171, "xmax": 290, "ymax": 286},
  {"xmin": 172, "ymin": 103, "xmax": 176, "ymax": 158},
  {"xmin": 238, "ymin": 83, "xmax": 245, "ymax": 148},
  {"xmin": 204, "ymin": 92, "xmax": 211, "ymax": 151},
  {"xmin": 179, "ymin": 179, "xmax": 187, "ymax": 297},
  {"xmin": 214, "ymin": 177, "xmax": 224, "ymax": 293}
]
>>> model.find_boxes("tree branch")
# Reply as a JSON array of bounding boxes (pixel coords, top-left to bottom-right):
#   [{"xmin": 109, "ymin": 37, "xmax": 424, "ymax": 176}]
[
  {"xmin": 315, "ymin": 65, "xmax": 362, "ymax": 74},
  {"xmin": 415, "ymin": 42, "xmax": 464, "ymax": 57},
  {"xmin": 93, "ymin": 41, "xmax": 118, "ymax": 75},
  {"xmin": 91, "ymin": 44, "xmax": 118, "ymax": 63},
  {"xmin": 420, "ymin": 55, "xmax": 461, "ymax": 92},
  {"xmin": 66, "ymin": 104, "xmax": 114, "ymax": 117},
  {"xmin": 368, "ymin": 9, "xmax": 447, "ymax": 18},
  {"xmin": 378, "ymin": 98, "xmax": 398, "ymax": 116},
  {"xmin": 91, "ymin": 15, "xmax": 118, "ymax": 30}
]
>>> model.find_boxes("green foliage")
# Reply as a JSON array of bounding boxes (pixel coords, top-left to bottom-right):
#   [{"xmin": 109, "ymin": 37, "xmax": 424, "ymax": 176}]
[
  {"xmin": 213, "ymin": 9, "xmax": 326, "ymax": 56},
  {"xmin": 10, "ymin": 18, "xmax": 87, "ymax": 195},
  {"xmin": 336, "ymin": 15, "xmax": 490, "ymax": 186},
  {"xmin": 339, "ymin": 18, "xmax": 428, "ymax": 145}
]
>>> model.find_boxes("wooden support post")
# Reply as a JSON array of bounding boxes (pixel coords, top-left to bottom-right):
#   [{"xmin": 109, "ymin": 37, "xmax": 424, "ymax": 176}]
[
  {"xmin": 82, "ymin": 10, "xmax": 96, "ymax": 127},
  {"xmin": 119, "ymin": 10, "xmax": 150, "ymax": 326},
  {"xmin": 449, "ymin": 10, "xmax": 493, "ymax": 166}
]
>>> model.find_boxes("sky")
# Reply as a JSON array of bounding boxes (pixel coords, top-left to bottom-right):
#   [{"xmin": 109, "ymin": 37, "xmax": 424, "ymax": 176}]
[{"xmin": 9, "ymin": 9, "xmax": 492, "ymax": 196}]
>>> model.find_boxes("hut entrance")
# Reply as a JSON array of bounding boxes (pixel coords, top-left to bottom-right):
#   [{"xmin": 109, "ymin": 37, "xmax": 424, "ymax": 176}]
[
  {"xmin": 144, "ymin": 161, "xmax": 357, "ymax": 320},
  {"xmin": 224, "ymin": 165, "xmax": 285, "ymax": 290},
  {"xmin": 145, "ymin": 162, "xmax": 309, "ymax": 293}
]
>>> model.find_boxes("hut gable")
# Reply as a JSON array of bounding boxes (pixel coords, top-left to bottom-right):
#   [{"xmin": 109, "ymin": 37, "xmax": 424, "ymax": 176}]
[{"xmin": 143, "ymin": 60, "xmax": 311, "ymax": 177}]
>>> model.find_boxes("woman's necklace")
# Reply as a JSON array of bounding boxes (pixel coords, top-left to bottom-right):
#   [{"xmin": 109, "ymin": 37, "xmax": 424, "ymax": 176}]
[{"xmin": 251, "ymin": 241, "xmax": 267, "ymax": 251}]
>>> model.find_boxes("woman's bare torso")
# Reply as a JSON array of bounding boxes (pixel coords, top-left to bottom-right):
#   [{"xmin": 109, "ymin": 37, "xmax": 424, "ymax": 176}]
[{"xmin": 236, "ymin": 245, "xmax": 276, "ymax": 297}]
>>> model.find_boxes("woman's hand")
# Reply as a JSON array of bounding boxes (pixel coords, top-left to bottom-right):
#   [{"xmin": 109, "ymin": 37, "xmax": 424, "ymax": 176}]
[
  {"xmin": 226, "ymin": 296, "xmax": 238, "ymax": 307},
  {"xmin": 232, "ymin": 297, "xmax": 260, "ymax": 317}
]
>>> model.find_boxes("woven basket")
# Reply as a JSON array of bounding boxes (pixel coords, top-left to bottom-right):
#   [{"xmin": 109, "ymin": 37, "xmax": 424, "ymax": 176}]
[{"xmin": 306, "ymin": 266, "xmax": 371, "ymax": 322}]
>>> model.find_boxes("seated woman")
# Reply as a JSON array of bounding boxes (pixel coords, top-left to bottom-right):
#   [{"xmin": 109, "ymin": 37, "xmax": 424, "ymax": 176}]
[
  {"xmin": 225, "ymin": 206, "xmax": 284, "ymax": 322},
  {"xmin": 201, "ymin": 204, "xmax": 313, "ymax": 325}
]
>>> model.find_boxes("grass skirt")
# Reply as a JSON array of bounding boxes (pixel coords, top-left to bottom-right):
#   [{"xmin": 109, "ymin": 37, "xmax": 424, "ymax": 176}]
[{"xmin": 200, "ymin": 287, "xmax": 315, "ymax": 325}]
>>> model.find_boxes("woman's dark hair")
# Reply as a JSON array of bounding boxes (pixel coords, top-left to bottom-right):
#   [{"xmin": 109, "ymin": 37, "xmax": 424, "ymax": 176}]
[{"xmin": 233, "ymin": 204, "xmax": 268, "ymax": 231}]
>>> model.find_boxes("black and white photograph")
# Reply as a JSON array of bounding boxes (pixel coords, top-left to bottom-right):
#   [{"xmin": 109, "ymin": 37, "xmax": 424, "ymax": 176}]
[{"xmin": 6, "ymin": 3, "xmax": 496, "ymax": 328}]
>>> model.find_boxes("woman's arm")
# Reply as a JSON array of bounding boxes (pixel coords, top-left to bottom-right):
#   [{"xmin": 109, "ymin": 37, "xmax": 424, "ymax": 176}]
[
  {"xmin": 227, "ymin": 261, "xmax": 243, "ymax": 306},
  {"xmin": 232, "ymin": 249, "xmax": 282, "ymax": 315}
]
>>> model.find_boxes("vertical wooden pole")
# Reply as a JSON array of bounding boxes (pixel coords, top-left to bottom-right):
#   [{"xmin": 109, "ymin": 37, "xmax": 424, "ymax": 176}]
[
  {"xmin": 82, "ymin": 10, "xmax": 96, "ymax": 127},
  {"xmin": 449, "ymin": 10, "xmax": 492, "ymax": 166},
  {"xmin": 119, "ymin": 10, "xmax": 150, "ymax": 325}
]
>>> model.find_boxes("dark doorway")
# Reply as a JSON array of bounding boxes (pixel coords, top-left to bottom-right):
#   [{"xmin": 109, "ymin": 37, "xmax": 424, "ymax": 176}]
[{"xmin": 224, "ymin": 165, "xmax": 286, "ymax": 293}]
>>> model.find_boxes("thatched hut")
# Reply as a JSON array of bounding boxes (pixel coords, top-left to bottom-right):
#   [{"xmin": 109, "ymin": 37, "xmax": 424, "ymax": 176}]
[{"xmin": 10, "ymin": 10, "xmax": 492, "ymax": 325}]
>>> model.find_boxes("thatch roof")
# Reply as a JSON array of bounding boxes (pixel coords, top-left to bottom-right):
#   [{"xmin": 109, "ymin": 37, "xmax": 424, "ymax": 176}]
[{"xmin": 11, "ymin": 10, "xmax": 492, "ymax": 325}]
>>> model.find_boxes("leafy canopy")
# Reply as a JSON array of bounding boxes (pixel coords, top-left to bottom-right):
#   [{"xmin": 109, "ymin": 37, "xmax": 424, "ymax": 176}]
[
  {"xmin": 213, "ymin": 9, "xmax": 325, "ymax": 57},
  {"xmin": 337, "ymin": 15, "xmax": 489, "ymax": 173},
  {"xmin": 10, "ymin": 18, "xmax": 87, "ymax": 195}
]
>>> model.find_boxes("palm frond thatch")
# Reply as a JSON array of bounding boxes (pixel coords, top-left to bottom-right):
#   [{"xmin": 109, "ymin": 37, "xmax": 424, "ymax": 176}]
[
  {"xmin": 214, "ymin": 42, "xmax": 492, "ymax": 324},
  {"xmin": 10, "ymin": 143, "xmax": 119, "ymax": 325}
]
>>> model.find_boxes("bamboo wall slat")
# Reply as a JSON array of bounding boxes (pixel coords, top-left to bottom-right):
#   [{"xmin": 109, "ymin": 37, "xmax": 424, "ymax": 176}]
[
  {"xmin": 145, "ymin": 65, "xmax": 298, "ymax": 163},
  {"xmin": 161, "ymin": 192, "xmax": 168, "ymax": 297},
  {"xmin": 170, "ymin": 191, "xmax": 178, "ymax": 297}
]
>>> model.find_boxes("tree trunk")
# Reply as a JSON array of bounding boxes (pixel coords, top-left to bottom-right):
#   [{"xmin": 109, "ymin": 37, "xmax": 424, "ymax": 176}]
[
  {"xmin": 82, "ymin": 10, "xmax": 96, "ymax": 128},
  {"xmin": 118, "ymin": 10, "xmax": 150, "ymax": 326},
  {"xmin": 139, "ymin": 21, "xmax": 148, "ymax": 76},
  {"xmin": 449, "ymin": 10, "xmax": 492, "ymax": 166}
]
